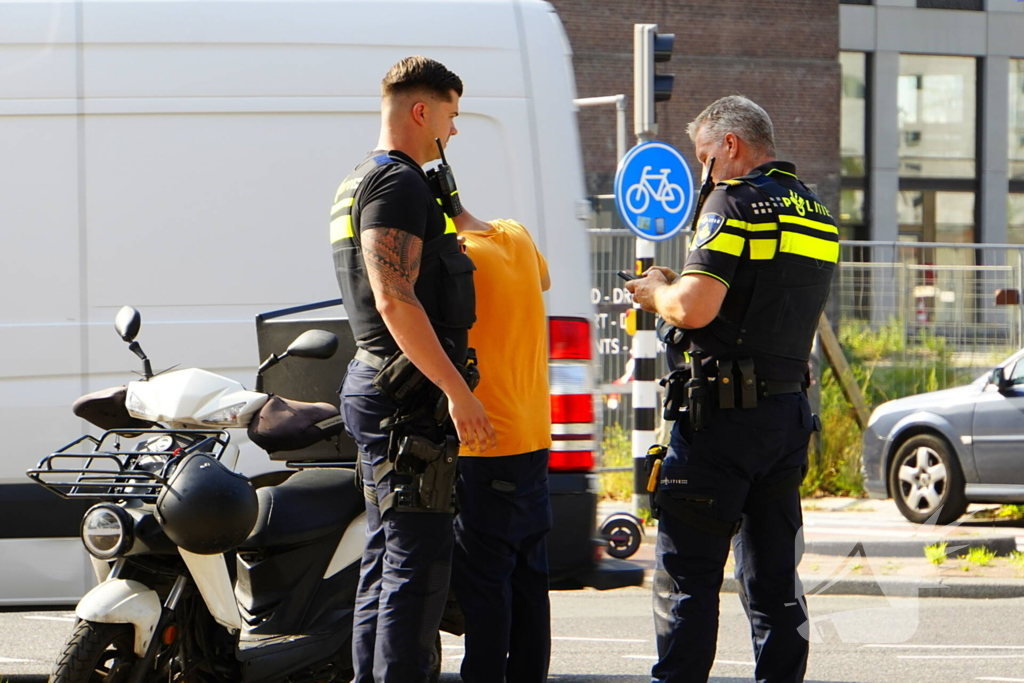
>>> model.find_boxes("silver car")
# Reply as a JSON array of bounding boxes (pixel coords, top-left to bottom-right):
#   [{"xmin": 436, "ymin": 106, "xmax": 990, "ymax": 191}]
[{"xmin": 862, "ymin": 348, "xmax": 1024, "ymax": 524}]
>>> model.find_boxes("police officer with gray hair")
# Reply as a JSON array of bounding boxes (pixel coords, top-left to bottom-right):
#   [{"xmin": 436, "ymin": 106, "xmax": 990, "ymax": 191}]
[{"xmin": 626, "ymin": 95, "xmax": 838, "ymax": 683}]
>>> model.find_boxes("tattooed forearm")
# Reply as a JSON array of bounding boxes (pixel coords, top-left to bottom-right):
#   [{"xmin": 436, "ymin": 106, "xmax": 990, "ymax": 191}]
[{"xmin": 361, "ymin": 227, "xmax": 423, "ymax": 308}]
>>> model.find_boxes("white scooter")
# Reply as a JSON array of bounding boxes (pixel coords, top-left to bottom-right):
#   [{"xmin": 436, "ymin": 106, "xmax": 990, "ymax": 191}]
[{"xmin": 28, "ymin": 306, "xmax": 367, "ymax": 683}]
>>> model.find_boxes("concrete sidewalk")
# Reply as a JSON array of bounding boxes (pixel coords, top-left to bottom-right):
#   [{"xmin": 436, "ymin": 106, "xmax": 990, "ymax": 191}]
[{"xmin": 597, "ymin": 498, "xmax": 1024, "ymax": 599}]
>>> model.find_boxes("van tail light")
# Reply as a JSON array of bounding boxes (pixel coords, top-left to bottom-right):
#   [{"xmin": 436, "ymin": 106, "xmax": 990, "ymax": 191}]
[{"xmin": 549, "ymin": 317, "xmax": 595, "ymax": 473}]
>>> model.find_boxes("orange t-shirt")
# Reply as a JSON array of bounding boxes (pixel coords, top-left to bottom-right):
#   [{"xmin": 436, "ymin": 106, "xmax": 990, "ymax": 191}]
[{"xmin": 463, "ymin": 219, "xmax": 552, "ymax": 457}]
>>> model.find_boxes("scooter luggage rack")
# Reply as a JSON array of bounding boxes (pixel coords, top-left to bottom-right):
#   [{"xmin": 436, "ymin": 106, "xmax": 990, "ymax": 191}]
[{"xmin": 27, "ymin": 429, "xmax": 230, "ymax": 502}]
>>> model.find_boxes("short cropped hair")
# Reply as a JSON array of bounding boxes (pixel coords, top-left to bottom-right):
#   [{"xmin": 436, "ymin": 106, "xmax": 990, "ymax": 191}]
[
  {"xmin": 381, "ymin": 56, "xmax": 463, "ymax": 101},
  {"xmin": 687, "ymin": 96, "xmax": 776, "ymax": 157}
]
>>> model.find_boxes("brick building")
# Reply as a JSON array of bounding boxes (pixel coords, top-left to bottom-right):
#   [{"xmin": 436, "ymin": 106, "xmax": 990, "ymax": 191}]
[{"xmin": 549, "ymin": 0, "xmax": 842, "ymax": 215}]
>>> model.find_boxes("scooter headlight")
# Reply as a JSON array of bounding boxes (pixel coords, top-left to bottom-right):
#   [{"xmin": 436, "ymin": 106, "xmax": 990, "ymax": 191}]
[
  {"xmin": 81, "ymin": 504, "xmax": 133, "ymax": 560},
  {"xmin": 126, "ymin": 391, "xmax": 155, "ymax": 421},
  {"xmin": 200, "ymin": 402, "xmax": 248, "ymax": 426}
]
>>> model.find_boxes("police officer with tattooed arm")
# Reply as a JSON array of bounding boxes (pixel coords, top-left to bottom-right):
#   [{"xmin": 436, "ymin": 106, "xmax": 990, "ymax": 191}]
[
  {"xmin": 625, "ymin": 96, "xmax": 838, "ymax": 683},
  {"xmin": 330, "ymin": 57, "xmax": 496, "ymax": 683}
]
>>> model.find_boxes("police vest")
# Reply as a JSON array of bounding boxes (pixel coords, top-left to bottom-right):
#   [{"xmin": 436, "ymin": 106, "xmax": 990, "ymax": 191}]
[
  {"xmin": 677, "ymin": 171, "xmax": 837, "ymax": 369},
  {"xmin": 330, "ymin": 153, "xmax": 475, "ymax": 352}
]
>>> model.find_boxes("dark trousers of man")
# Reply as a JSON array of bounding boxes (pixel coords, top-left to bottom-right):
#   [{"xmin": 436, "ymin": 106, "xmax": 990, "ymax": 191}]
[
  {"xmin": 652, "ymin": 392, "xmax": 812, "ymax": 683},
  {"xmin": 342, "ymin": 359, "xmax": 453, "ymax": 683},
  {"xmin": 452, "ymin": 449, "xmax": 552, "ymax": 683}
]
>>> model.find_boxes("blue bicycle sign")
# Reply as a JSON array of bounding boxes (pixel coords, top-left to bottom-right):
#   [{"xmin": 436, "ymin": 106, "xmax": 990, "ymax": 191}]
[
  {"xmin": 625, "ymin": 166, "xmax": 687, "ymax": 214},
  {"xmin": 614, "ymin": 141, "xmax": 695, "ymax": 241}
]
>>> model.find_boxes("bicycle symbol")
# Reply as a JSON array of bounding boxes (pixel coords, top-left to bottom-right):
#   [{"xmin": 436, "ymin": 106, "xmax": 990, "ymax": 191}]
[{"xmin": 625, "ymin": 166, "xmax": 686, "ymax": 214}]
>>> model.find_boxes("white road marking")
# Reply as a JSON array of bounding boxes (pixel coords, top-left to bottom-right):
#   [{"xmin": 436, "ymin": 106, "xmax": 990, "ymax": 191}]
[
  {"xmin": 898, "ymin": 655, "xmax": 1024, "ymax": 660},
  {"xmin": 553, "ymin": 636, "xmax": 647, "ymax": 643},
  {"xmin": 866, "ymin": 645, "xmax": 1024, "ymax": 650},
  {"xmin": 977, "ymin": 678, "xmax": 1024, "ymax": 682},
  {"xmin": 0, "ymin": 657, "xmax": 39, "ymax": 663},
  {"xmin": 622, "ymin": 655, "xmax": 754, "ymax": 667},
  {"xmin": 23, "ymin": 615, "xmax": 76, "ymax": 622}
]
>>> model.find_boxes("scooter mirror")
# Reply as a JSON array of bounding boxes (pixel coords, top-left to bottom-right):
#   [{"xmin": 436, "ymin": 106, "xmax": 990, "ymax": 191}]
[
  {"xmin": 114, "ymin": 306, "xmax": 141, "ymax": 343},
  {"xmin": 285, "ymin": 330, "xmax": 338, "ymax": 360}
]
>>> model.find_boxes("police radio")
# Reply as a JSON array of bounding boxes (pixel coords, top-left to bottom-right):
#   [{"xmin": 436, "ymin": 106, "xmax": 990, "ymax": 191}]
[
  {"xmin": 427, "ymin": 137, "xmax": 463, "ymax": 218},
  {"xmin": 689, "ymin": 156, "xmax": 716, "ymax": 233}
]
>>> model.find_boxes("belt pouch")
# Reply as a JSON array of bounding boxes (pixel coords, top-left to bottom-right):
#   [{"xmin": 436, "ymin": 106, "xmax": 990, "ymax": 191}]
[
  {"xmin": 737, "ymin": 358, "xmax": 757, "ymax": 409},
  {"xmin": 660, "ymin": 370, "xmax": 689, "ymax": 422},
  {"xmin": 717, "ymin": 360, "xmax": 736, "ymax": 410},
  {"xmin": 372, "ymin": 352, "xmax": 430, "ymax": 405},
  {"xmin": 685, "ymin": 376, "xmax": 710, "ymax": 431}
]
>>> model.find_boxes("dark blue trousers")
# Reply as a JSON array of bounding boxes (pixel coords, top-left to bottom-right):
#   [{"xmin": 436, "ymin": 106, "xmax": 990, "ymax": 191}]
[
  {"xmin": 342, "ymin": 359, "xmax": 453, "ymax": 683},
  {"xmin": 652, "ymin": 393, "xmax": 812, "ymax": 683},
  {"xmin": 452, "ymin": 450, "xmax": 552, "ymax": 683}
]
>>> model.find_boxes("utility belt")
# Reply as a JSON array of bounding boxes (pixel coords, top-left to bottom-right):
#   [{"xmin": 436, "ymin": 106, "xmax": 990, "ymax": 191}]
[
  {"xmin": 354, "ymin": 345, "xmax": 480, "ymax": 514},
  {"xmin": 660, "ymin": 354, "xmax": 805, "ymax": 431}
]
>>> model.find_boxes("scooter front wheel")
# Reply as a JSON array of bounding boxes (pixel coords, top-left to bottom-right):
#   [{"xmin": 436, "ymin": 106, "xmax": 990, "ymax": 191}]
[{"xmin": 48, "ymin": 621, "xmax": 138, "ymax": 683}]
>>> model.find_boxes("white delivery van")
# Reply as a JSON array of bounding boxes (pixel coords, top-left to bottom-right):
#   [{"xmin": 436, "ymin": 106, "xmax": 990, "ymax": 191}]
[{"xmin": 0, "ymin": 0, "xmax": 617, "ymax": 607}]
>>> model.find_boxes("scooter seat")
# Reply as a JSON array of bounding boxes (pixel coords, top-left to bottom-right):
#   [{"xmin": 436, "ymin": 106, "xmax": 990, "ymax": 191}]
[{"xmin": 241, "ymin": 468, "xmax": 364, "ymax": 549}]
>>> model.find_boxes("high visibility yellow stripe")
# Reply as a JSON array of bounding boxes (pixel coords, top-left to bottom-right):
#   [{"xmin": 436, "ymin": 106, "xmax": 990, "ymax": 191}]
[
  {"xmin": 330, "ymin": 215, "xmax": 353, "ymax": 243},
  {"xmin": 749, "ymin": 239, "xmax": 777, "ymax": 260},
  {"xmin": 779, "ymin": 215, "xmax": 838, "ymax": 234},
  {"xmin": 780, "ymin": 231, "xmax": 839, "ymax": 262},
  {"xmin": 436, "ymin": 198, "xmax": 458, "ymax": 234},
  {"xmin": 330, "ymin": 197, "xmax": 354, "ymax": 218},
  {"xmin": 681, "ymin": 269, "xmax": 730, "ymax": 288},
  {"xmin": 726, "ymin": 218, "xmax": 777, "ymax": 232},
  {"xmin": 701, "ymin": 232, "xmax": 745, "ymax": 257},
  {"xmin": 766, "ymin": 168, "xmax": 798, "ymax": 179}
]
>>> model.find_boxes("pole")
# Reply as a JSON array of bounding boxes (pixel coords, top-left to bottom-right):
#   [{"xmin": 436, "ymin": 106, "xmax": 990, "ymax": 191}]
[
  {"xmin": 573, "ymin": 95, "xmax": 628, "ymax": 164},
  {"xmin": 632, "ymin": 238, "xmax": 658, "ymax": 514}
]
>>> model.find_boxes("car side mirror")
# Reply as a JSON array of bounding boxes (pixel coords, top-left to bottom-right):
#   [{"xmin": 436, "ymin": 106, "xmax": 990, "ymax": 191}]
[
  {"xmin": 114, "ymin": 306, "xmax": 141, "ymax": 343},
  {"xmin": 286, "ymin": 330, "xmax": 339, "ymax": 360},
  {"xmin": 992, "ymin": 368, "xmax": 1014, "ymax": 393}
]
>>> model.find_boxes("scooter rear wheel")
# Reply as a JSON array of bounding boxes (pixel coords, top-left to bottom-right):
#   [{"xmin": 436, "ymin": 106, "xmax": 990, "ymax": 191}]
[
  {"xmin": 601, "ymin": 516, "xmax": 643, "ymax": 559},
  {"xmin": 48, "ymin": 621, "xmax": 137, "ymax": 683}
]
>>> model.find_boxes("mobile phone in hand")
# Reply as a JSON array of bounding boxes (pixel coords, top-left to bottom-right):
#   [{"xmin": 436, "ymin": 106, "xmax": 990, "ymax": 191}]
[{"xmin": 617, "ymin": 270, "xmax": 639, "ymax": 282}]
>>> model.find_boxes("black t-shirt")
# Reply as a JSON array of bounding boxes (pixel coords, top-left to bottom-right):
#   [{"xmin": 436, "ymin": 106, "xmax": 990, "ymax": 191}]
[
  {"xmin": 350, "ymin": 150, "xmax": 457, "ymax": 358},
  {"xmin": 355, "ymin": 150, "xmax": 444, "ymax": 243}
]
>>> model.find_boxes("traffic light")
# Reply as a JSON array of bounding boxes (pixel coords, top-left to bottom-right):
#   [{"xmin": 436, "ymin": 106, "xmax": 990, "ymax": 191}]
[{"xmin": 634, "ymin": 23, "xmax": 675, "ymax": 139}]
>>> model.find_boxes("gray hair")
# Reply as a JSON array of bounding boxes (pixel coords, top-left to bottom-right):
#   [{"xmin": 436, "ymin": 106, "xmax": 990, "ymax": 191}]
[{"xmin": 687, "ymin": 96, "xmax": 776, "ymax": 157}]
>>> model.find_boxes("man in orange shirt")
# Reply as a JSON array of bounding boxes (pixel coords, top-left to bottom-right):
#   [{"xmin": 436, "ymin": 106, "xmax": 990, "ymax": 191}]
[{"xmin": 452, "ymin": 208, "xmax": 553, "ymax": 683}]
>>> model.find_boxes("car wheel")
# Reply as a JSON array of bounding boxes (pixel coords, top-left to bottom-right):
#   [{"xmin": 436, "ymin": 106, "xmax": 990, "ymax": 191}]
[{"xmin": 889, "ymin": 434, "xmax": 967, "ymax": 525}]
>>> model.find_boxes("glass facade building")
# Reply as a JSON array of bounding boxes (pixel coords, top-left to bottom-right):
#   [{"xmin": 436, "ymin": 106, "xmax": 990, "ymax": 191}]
[{"xmin": 840, "ymin": 0, "xmax": 1024, "ymax": 248}]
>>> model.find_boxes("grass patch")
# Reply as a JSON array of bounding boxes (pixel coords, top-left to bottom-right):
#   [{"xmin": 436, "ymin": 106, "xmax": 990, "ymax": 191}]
[
  {"xmin": 924, "ymin": 542, "xmax": 948, "ymax": 566},
  {"xmin": 598, "ymin": 423, "xmax": 633, "ymax": 502},
  {"xmin": 971, "ymin": 505, "xmax": 1024, "ymax": 521},
  {"xmin": 963, "ymin": 546, "xmax": 997, "ymax": 567},
  {"xmin": 1009, "ymin": 551, "xmax": 1024, "ymax": 571}
]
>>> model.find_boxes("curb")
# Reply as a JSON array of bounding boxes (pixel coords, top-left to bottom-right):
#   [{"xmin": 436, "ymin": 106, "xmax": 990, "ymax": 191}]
[
  {"xmin": 639, "ymin": 572, "xmax": 1024, "ymax": 599},
  {"xmin": 803, "ymin": 536, "xmax": 1019, "ymax": 558}
]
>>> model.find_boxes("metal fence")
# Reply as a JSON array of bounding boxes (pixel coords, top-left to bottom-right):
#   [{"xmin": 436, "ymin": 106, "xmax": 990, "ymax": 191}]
[
  {"xmin": 588, "ymin": 227, "xmax": 1024, "ymax": 434},
  {"xmin": 834, "ymin": 242, "xmax": 1024, "ymax": 400}
]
